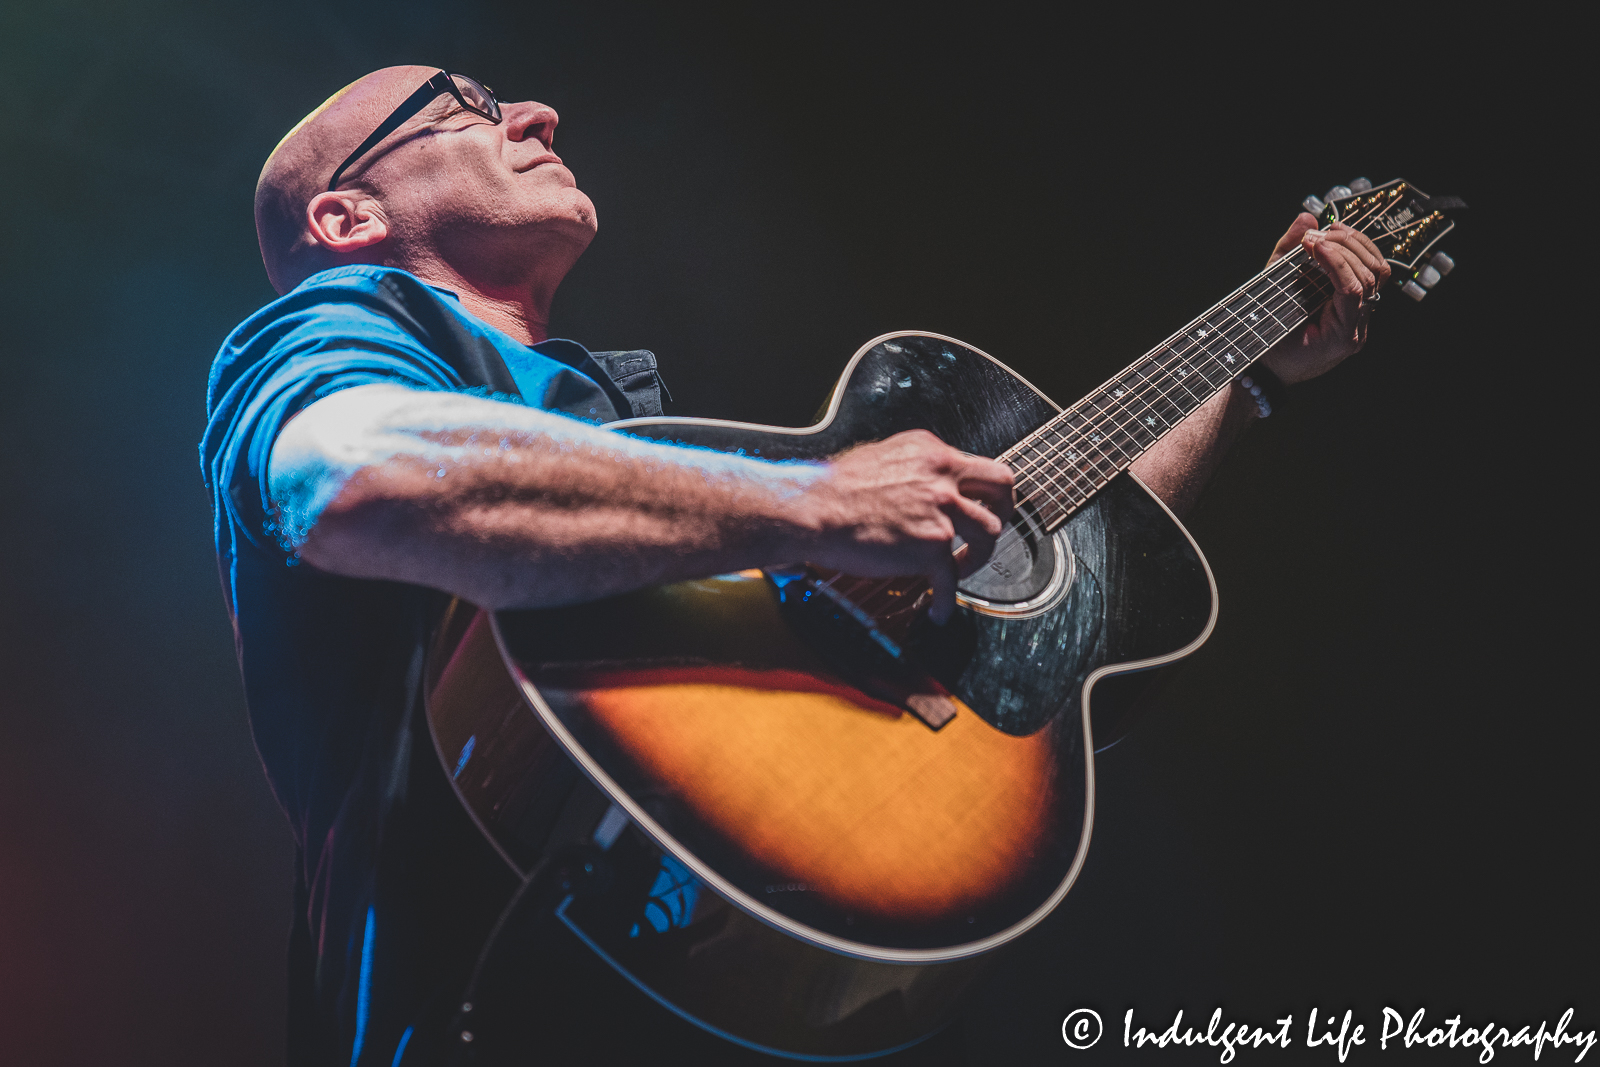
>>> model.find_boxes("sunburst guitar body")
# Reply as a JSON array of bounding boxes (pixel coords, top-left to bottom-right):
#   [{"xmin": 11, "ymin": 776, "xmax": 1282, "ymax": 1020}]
[
  {"xmin": 425, "ymin": 333, "xmax": 1217, "ymax": 1060},
  {"xmin": 424, "ymin": 166, "xmax": 1464, "ymax": 1065}
]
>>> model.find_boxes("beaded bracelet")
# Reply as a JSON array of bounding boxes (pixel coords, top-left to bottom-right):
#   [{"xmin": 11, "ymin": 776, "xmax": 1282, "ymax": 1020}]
[
  {"xmin": 1237, "ymin": 376, "xmax": 1272, "ymax": 418},
  {"xmin": 1237, "ymin": 364, "xmax": 1288, "ymax": 419}
]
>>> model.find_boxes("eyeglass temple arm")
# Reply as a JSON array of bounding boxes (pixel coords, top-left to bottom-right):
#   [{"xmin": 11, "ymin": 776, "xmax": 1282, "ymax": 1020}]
[{"xmin": 326, "ymin": 72, "xmax": 455, "ymax": 192}]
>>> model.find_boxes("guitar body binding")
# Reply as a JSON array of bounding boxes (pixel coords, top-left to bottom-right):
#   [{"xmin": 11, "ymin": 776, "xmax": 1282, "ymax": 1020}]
[{"xmin": 424, "ymin": 331, "xmax": 1219, "ymax": 1059}]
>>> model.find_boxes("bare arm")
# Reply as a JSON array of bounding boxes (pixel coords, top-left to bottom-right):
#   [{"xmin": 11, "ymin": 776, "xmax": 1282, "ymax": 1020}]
[
  {"xmin": 268, "ymin": 384, "xmax": 1014, "ymax": 621},
  {"xmin": 1130, "ymin": 385, "xmax": 1259, "ymax": 517},
  {"xmin": 1131, "ymin": 213, "xmax": 1391, "ymax": 516}
]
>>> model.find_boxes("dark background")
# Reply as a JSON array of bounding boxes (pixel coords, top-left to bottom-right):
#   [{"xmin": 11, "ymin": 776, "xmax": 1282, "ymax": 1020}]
[{"xmin": 0, "ymin": 3, "xmax": 1587, "ymax": 1064}]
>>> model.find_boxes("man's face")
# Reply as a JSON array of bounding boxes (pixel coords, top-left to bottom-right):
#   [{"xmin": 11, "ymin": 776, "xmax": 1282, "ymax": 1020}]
[{"xmin": 352, "ymin": 74, "xmax": 598, "ymax": 284}]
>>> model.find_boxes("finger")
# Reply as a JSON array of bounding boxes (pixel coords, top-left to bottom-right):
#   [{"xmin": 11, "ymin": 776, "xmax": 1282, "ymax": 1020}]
[
  {"xmin": 927, "ymin": 549, "xmax": 958, "ymax": 625},
  {"xmin": 1320, "ymin": 291, "xmax": 1368, "ymax": 353},
  {"xmin": 1323, "ymin": 223, "xmax": 1390, "ymax": 285},
  {"xmin": 1270, "ymin": 212, "xmax": 1321, "ymax": 266},
  {"xmin": 955, "ymin": 477, "xmax": 1014, "ymax": 523},
  {"xmin": 1323, "ymin": 290, "xmax": 1360, "ymax": 333},
  {"xmin": 949, "ymin": 491, "xmax": 1004, "ymax": 540},
  {"xmin": 947, "ymin": 503, "xmax": 1001, "ymax": 576},
  {"xmin": 951, "ymin": 455, "xmax": 1016, "ymax": 517},
  {"xmin": 1306, "ymin": 232, "xmax": 1375, "ymax": 296},
  {"xmin": 1305, "ymin": 230, "xmax": 1358, "ymax": 289}
]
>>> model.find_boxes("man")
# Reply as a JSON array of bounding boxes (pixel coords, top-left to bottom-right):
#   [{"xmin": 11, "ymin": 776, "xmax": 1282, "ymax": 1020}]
[{"xmin": 202, "ymin": 66, "xmax": 1387, "ymax": 1064}]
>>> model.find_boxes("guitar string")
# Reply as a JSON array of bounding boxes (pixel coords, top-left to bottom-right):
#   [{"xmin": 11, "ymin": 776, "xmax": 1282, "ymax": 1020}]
[
  {"xmin": 819, "ymin": 200, "xmax": 1394, "ymax": 611},
  {"xmin": 1002, "ymin": 257, "xmax": 1334, "ymax": 524},
  {"xmin": 822, "ymin": 219, "xmax": 1362, "ymax": 612},
  {"xmin": 827, "ymin": 254, "xmax": 1340, "ymax": 613},
  {"xmin": 1005, "ymin": 232, "xmax": 1360, "ymax": 486},
  {"xmin": 1003, "ymin": 196, "xmax": 1391, "ymax": 496},
  {"xmin": 1006, "ymin": 255, "xmax": 1327, "ymax": 493},
  {"xmin": 1004, "ymin": 252, "xmax": 1344, "ymax": 521},
  {"xmin": 1005, "ymin": 246, "xmax": 1338, "ymax": 497},
  {"xmin": 826, "ymin": 262, "xmax": 1337, "ymax": 615},
  {"xmin": 957, "ymin": 193, "xmax": 1396, "ymax": 590},
  {"xmin": 1004, "ymin": 189, "xmax": 1397, "ymax": 485}
]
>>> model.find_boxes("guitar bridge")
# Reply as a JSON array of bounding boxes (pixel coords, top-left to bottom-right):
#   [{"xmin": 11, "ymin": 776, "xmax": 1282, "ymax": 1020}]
[{"xmin": 765, "ymin": 566, "xmax": 964, "ymax": 730}]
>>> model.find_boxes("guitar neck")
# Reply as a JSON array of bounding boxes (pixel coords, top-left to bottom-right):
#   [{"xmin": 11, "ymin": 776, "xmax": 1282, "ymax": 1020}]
[{"xmin": 1002, "ymin": 248, "xmax": 1336, "ymax": 531}]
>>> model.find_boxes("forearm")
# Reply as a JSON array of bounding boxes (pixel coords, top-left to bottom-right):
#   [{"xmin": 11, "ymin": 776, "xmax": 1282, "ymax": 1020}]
[
  {"xmin": 270, "ymin": 385, "xmax": 824, "ymax": 609},
  {"xmin": 1132, "ymin": 213, "xmax": 1388, "ymax": 517},
  {"xmin": 1129, "ymin": 382, "xmax": 1260, "ymax": 518}
]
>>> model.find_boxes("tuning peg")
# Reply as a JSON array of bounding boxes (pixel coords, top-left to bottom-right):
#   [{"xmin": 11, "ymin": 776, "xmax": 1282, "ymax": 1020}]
[
  {"xmin": 1430, "ymin": 251, "xmax": 1455, "ymax": 275},
  {"xmin": 1324, "ymin": 184, "xmax": 1353, "ymax": 201},
  {"xmin": 1417, "ymin": 265, "xmax": 1442, "ymax": 289},
  {"xmin": 1401, "ymin": 280, "xmax": 1428, "ymax": 301},
  {"xmin": 1348, "ymin": 177, "xmax": 1373, "ymax": 193},
  {"xmin": 1303, "ymin": 194, "xmax": 1326, "ymax": 216}
]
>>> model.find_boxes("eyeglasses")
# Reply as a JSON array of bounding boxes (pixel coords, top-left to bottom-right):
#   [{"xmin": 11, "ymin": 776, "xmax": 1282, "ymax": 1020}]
[{"xmin": 327, "ymin": 71, "xmax": 502, "ymax": 192}]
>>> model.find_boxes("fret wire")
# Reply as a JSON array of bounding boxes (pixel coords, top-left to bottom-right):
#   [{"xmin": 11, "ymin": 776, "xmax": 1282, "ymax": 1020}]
[
  {"xmin": 1054, "ymin": 413, "xmax": 1125, "ymax": 480},
  {"xmin": 1014, "ymin": 345, "xmax": 1225, "ymax": 497},
  {"xmin": 1017, "ymin": 420, "xmax": 1103, "ymax": 502},
  {"xmin": 1082, "ymin": 370, "xmax": 1174, "ymax": 452},
  {"xmin": 1015, "ymin": 426, "xmax": 1098, "ymax": 506},
  {"xmin": 1013, "ymin": 329, "xmax": 1251, "ymax": 492},
  {"xmin": 1103, "ymin": 381, "xmax": 1166, "ymax": 444},
  {"xmin": 1162, "ymin": 341, "xmax": 1215, "ymax": 407},
  {"xmin": 1125, "ymin": 355, "xmax": 1199, "ymax": 423},
  {"xmin": 1012, "ymin": 203, "xmax": 1391, "ymax": 513},
  {"xmin": 1195, "ymin": 304, "xmax": 1269, "ymax": 377},
  {"xmin": 1007, "ymin": 247, "xmax": 1339, "ymax": 512},
  {"xmin": 1241, "ymin": 278, "xmax": 1293, "ymax": 336},
  {"xmin": 1216, "ymin": 292, "xmax": 1274, "ymax": 354},
  {"xmin": 1072, "ymin": 397, "xmax": 1143, "ymax": 467},
  {"xmin": 1011, "ymin": 203, "xmax": 1394, "ymax": 542},
  {"xmin": 1012, "ymin": 343, "xmax": 1267, "ymax": 509}
]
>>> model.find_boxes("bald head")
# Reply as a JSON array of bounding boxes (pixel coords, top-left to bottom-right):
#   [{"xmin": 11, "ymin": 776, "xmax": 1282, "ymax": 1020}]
[
  {"xmin": 255, "ymin": 66, "xmax": 439, "ymax": 293},
  {"xmin": 251, "ymin": 66, "xmax": 595, "ymax": 343}
]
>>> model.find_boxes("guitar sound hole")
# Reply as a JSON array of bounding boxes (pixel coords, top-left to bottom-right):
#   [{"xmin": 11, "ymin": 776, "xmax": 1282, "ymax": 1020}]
[{"xmin": 956, "ymin": 507, "xmax": 1073, "ymax": 617}]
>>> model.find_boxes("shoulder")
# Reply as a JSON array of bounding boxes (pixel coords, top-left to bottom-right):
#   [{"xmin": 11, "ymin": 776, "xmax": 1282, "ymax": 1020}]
[
  {"xmin": 206, "ymin": 267, "xmax": 466, "ymax": 413},
  {"xmin": 219, "ymin": 266, "xmax": 445, "ymax": 354}
]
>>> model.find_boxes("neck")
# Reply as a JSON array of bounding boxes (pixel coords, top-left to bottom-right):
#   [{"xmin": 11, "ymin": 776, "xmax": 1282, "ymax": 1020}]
[
  {"xmin": 397, "ymin": 254, "xmax": 556, "ymax": 344},
  {"xmin": 1006, "ymin": 247, "xmax": 1336, "ymax": 530},
  {"xmin": 451, "ymin": 283, "xmax": 552, "ymax": 345}
]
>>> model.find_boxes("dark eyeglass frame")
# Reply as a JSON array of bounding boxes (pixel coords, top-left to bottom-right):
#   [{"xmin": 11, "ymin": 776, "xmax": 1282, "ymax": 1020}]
[{"xmin": 327, "ymin": 71, "xmax": 502, "ymax": 192}]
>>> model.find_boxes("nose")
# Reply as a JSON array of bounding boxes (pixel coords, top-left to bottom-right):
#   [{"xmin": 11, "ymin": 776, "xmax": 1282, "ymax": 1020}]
[{"xmin": 503, "ymin": 101, "xmax": 559, "ymax": 150}]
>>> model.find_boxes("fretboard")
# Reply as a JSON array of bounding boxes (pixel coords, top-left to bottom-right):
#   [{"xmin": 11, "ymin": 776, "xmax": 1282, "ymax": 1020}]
[{"xmin": 1003, "ymin": 247, "xmax": 1336, "ymax": 529}]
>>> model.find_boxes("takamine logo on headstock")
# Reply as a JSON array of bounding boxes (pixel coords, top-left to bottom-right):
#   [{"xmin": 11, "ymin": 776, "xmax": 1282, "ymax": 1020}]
[{"xmin": 1302, "ymin": 176, "xmax": 1466, "ymax": 302}]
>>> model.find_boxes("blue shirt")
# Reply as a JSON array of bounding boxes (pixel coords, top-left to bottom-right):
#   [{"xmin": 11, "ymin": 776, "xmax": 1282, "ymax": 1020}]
[{"xmin": 199, "ymin": 265, "xmax": 664, "ymax": 1065}]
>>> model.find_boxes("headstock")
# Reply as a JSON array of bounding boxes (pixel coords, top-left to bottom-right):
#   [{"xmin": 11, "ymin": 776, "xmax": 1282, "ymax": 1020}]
[{"xmin": 1302, "ymin": 178, "xmax": 1466, "ymax": 301}]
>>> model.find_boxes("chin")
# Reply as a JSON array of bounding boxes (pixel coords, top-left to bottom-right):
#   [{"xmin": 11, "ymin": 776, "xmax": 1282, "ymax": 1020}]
[
  {"xmin": 553, "ymin": 190, "xmax": 598, "ymax": 241},
  {"xmin": 529, "ymin": 206, "xmax": 597, "ymax": 255}
]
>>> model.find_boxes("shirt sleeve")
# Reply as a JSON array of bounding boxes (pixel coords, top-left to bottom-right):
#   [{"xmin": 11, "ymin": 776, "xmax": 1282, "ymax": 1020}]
[{"xmin": 201, "ymin": 297, "xmax": 471, "ymax": 558}]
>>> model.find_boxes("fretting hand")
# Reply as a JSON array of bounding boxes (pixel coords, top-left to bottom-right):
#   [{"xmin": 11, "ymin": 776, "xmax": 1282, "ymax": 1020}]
[{"xmin": 1261, "ymin": 213, "xmax": 1391, "ymax": 385}]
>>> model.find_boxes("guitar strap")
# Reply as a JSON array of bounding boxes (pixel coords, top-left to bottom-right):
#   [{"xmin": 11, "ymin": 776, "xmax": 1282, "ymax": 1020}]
[
  {"xmin": 350, "ymin": 277, "xmax": 668, "ymax": 1063},
  {"xmin": 360, "ymin": 267, "xmax": 667, "ymax": 421}
]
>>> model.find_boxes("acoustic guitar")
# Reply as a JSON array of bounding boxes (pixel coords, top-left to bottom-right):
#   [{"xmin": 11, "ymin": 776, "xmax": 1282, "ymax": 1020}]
[{"xmin": 424, "ymin": 179, "xmax": 1463, "ymax": 1059}]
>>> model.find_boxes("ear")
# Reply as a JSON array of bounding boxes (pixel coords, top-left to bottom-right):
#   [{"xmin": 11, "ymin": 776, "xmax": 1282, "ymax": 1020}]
[{"xmin": 306, "ymin": 190, "xmax": 390, "ymax": 253}]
